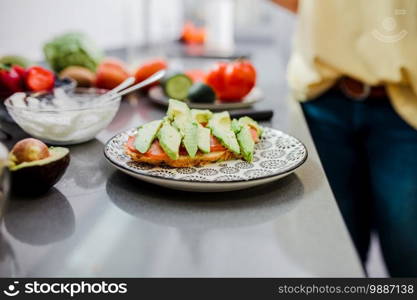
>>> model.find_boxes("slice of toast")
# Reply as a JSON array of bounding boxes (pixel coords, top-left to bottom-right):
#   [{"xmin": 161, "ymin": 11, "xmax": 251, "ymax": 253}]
[{"xmin": 124, "ymin": 143, "xmax": 238, "ymax": 167}]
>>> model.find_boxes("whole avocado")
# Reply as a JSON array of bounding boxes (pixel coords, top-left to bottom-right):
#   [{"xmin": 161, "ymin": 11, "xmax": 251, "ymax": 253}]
[{"xmin": 187, "ymin": 82, "xmax": 216, "ymax": 103}]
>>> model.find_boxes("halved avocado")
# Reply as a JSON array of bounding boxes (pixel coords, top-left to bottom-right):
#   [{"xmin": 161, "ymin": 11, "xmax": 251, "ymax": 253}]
[{"xmin": 9, "ymin": 147, "xmax": 70, "ymax": 195}]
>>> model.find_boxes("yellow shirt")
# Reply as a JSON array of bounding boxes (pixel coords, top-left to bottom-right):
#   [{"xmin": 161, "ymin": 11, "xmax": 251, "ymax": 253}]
[{"xmin": 288, "ymin": 0, "xmax": 417, "ymax": 128}]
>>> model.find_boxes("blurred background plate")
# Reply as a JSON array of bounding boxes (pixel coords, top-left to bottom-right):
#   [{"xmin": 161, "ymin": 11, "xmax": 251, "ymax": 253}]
[{"xmin": 148, "ymin": 85, "xmax": 262, "ymax": 110}]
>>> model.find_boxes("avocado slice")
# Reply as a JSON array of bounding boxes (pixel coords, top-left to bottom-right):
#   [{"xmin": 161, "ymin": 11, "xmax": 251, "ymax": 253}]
[
  {"xmin": 9, "ymin": 147, "xmax": 70, "ymax": 195},
  {"xmin": 182, "ymin": 121, "xmax": 198, "ymax": 157},
  {"xmin": 236, "ymin": 125, "xmax": 255, "ymax": 162},
  {"xmin": 207, "ymin": 112, "xmax": 240, "ymax": 155},
  {"xmin": 238, "ymin": 116, "xmax": 263, "ymax": 137},
  {"xmin": 197, "ymin": 126, "xmax": 211, "ymax": 153},
  {"xmin": 167, "ymin": 99, "xmax": 190, "ymax": 121},
  {"xmin": 134, "ymin": 120, "xmax": 163, "ymax": 153},
  {"xmin": 157, "ymin": 121, "xmax": 182, "ymax": 160},
  {"xmin": 191, "ymin": 109, "xmax": 213, "ymax": 125},
  {"xmin": 167, "ymin": 99, "xmax": 198, "ymax": 157},
  {"xmin": 231, "ymin": 118, "xmax": 242, "ymax": 134}
]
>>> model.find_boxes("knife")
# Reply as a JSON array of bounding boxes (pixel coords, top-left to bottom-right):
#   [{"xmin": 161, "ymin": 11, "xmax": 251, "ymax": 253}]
[{"xmin": 229, "ymin": 109, "xmax": 273, "ymax": 121}]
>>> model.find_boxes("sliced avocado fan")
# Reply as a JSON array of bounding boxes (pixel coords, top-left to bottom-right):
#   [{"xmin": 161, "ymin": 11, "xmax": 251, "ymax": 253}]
[
  {"xmin": 132, "ymin": 100, "xmax": 262, "ymax": 161},
  {"xmin": 167, "ymin": 99, "xmax": 198, "ymax": 158}
]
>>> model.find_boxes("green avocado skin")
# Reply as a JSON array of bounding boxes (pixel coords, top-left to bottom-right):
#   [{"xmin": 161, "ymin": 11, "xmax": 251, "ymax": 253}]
[
  {"xmin": 187, "ymin": 83, "xmax": 216, "ymax": 103},
  {"xmin": 11, "ymin": 153, "xmax": 70, "ymax": 195}
]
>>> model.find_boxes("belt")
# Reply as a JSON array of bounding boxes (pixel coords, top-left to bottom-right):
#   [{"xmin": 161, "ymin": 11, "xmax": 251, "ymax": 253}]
[{"xmin": 335, "ymin": 77, "xmax": 387, "ymax": 101}]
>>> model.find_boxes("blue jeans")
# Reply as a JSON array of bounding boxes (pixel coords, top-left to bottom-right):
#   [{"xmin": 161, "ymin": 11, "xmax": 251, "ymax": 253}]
[{"xmin": 302, "ymin": 89, "xmax": 417, "ymax": 277}]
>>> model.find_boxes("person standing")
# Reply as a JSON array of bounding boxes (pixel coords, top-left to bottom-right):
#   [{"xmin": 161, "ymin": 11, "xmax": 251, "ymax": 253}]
[{"xmin": 273, "ymin": 0, "xmax": 417, "ymax": 276}]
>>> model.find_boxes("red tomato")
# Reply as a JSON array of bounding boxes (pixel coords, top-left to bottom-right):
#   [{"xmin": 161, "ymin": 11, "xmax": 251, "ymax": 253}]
[
  {"xmin": 185, "ymin": 69, "xmax": 206, "ymax": 83},
  {"xmin": 205, "ymin": 62, "xmax": 227, "ymax": 95},
  {"xmin": 12, "ymin": 65, "xmax": 27, "ymax": 82},
  {"xmin": 250, "ymin": 128, "xmax": 259, "ymax": 143},
  {"xmin": 210, "ymin": 135, "xmax": 227, "ymax": 152},
  {"xmin": 95, "ymin": 58, "xmax": 130, "ymax": 90},
  {"xmin": 127, "ymin": 136, "xmax": 169, "ymax": 160},
  {"xmin": 127, "ymin": 136, "xmax": 138, "ymax": 153},
  {"xmin": 25, "ymin": 66, "xmax": 54, "ymax": 92},
  {"xmin": 206, "ymin": 60, "xmax": 256, "ymax": 102},
  {"xmin": 134, "ymin": 59, "xmax": 167, "ymax": 91},
  {"xmin": 144, "ymin": 141, "xmax": 169, "ymax": 159}
]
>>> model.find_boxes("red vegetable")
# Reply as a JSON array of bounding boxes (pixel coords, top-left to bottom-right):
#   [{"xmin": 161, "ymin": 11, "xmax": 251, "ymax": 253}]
[
  {"xmin": 134, "ymin": 59, "xmax": 167, "ymax": 92},
  {"xmin": 206, "ymin": 60, "xmax": 256, "ymax": 102},
  {"xmin": 0, "ymin": 66, "xmax": 24, "ymax": 94},
  {"xmin": 12, "ymin": 65, "xmax": 27, "ymax": 82},
  {"xmin": 127, "ymin": 136, "xmax": 168, "ymax": 160},
  {"xmin": 95, "ymin": 58, "xmax": 130, "ymax": 90},
  {"xmin": 25, "ymin": 66, "xmax": 55, "ymax": 92}
]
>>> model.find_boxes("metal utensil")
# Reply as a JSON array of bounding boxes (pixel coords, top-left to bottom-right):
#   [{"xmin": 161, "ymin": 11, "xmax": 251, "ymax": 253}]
[
  {"xmin": 104, "ymin": 76, "xmax": 136, "ymax": 96},
  {"xmin": 106, "ymin": 70, "xmax": 166, "ymax": 101}
]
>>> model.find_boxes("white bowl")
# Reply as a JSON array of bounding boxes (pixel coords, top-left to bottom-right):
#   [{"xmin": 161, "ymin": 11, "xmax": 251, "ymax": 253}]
[{"xmin": 5, "ymin": 88, "xmax": 121, "ymax": 145}]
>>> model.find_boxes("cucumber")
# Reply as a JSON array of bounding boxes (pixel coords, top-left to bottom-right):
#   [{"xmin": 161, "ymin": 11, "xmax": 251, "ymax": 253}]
[
  {"xmin": 187, "ymin": 82, "xmax": 216, "ymax": 103},
  {"xmin": 162, "ymin": 72, "xmax": 193, "ymax": 101}
]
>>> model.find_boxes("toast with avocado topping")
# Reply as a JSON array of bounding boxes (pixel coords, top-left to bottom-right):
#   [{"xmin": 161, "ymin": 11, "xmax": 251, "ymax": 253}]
[{"xmin": 124, "ymin": 99, "xmax": 262, "ymax": 167}]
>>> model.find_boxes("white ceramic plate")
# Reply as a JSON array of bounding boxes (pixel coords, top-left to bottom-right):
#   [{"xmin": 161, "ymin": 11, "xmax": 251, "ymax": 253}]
[
  {"xmin": 104, "ymin": 127, "xmax": 307, "ymax": 192},
  {"xmin": 148, "ymin": 86, "xmax": 263, "ymax": 110}
]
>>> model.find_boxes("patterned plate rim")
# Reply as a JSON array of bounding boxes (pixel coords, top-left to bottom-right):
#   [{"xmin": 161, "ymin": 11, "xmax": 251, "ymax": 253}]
[{"xmin": 103, "ymin": 127, "xmax": 308, "ymax": 184}]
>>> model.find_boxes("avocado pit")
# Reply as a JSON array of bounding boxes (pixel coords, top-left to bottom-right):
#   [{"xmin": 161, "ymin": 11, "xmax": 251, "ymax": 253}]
[
  {"xmin": 9, "ymin": 138, "xmax": 70, "ymax": 195},
  {"xmin": 10, "ymin": 138, "xmax": 50, "ymax": 164}
]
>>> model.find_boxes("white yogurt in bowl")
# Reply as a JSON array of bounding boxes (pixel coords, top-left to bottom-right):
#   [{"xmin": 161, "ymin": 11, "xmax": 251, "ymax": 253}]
[{"xmin": 5, "ymin": 88, "xmax": 121, "ymax": 145}]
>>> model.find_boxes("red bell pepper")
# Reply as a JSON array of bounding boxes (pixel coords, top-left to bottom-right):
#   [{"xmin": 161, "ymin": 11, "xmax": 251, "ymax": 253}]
[{"xmin": 0, "ymin": 65, "xmax": 24, "ymax": 94}]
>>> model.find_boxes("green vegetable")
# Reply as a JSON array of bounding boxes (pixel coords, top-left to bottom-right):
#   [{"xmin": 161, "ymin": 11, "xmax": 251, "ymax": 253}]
[
  {"xmin": 239, "ymin": 116, "xmax": 263, "ymax": 137},
  {"xmin": 134, "ymin": 120, "xmax": 163, "ymax": 153},
  {"xmin": 191, "ymin": 109, "xmax": 213, "ymax": 124},
  {"xmin": 157, "ymin": 120, "xmax": 182, "ymax": 160},
  {"xmin": 167, "ymin": 99, "xmax": 198, "ymax": 157},
  {"xmin": 187, "ymin": 82, "xmax": 216, "ymax": 103},
  {"xmin": 0, "ymin": 55, "xmax": 32, "ymax": 68},
  {"xmin": 162, "ymin": 72, "xmax": 193, "ymax": 100},
  {"xmin": 197, "ymin": 126, "xmax": 211, "ymax": 153},
  {"xmin": 43, "ymin": 32, "xmax": 103, "ymax": 73},
  {"xmin": 236, "ymin": 125, "xmax": 255, "ymax": 162},
  {"xmin": 207, "ymin": 111, "xmax": 240, "ymax": 155}
]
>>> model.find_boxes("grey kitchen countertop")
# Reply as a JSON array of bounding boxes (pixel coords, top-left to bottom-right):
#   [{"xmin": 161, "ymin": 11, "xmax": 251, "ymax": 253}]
[{"xmin": 0, "ymin": 42, "xmax": 364, "ymax": 277}]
